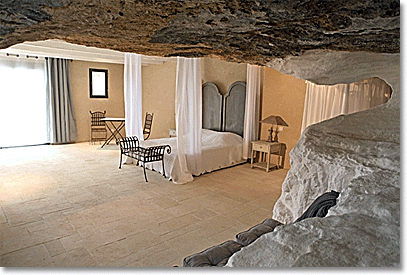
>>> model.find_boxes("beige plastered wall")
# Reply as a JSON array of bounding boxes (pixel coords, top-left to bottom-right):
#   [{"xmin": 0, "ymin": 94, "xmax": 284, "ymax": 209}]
[
  {"xmin": 70, "ymin": 60, "xmax": 124, "ymax": 142},
  {"xmin": 69, "ymin": 57, "xmax": 247, "ymax": 142},
  {"xmin": 261, "ymin": 67, "xmax": 307, "ymax": 169},
  {"xmin": 142, "ymin": 61, "xmax": 177, "ymax": 139},
  {"xmin": 201, "ymin": 58, "xmax": 247, "ymax": 95},
  {"xmin": 141, "ymin": 57, "xmax": 248, "ymax": 139}
]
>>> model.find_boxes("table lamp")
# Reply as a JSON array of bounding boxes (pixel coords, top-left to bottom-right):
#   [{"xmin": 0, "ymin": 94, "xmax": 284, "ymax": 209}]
[{"xmin": 260, "ymin": 115, "xmax": 289, "ymax": 142}]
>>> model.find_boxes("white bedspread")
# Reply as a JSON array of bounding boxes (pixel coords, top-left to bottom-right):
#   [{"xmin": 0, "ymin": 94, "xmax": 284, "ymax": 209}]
[{"xmin": 138, "ymin": 129, "xmax": 244, "ymax": 183}]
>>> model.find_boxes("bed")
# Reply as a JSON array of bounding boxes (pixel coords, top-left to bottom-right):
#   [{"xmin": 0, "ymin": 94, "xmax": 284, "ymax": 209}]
[{"xmin": 139, "ymin": 81, "xmax": 247, "ymax": 181}]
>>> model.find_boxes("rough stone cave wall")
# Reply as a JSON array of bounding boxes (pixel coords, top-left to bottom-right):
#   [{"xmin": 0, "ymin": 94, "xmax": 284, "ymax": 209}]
[{"xmin": 0, "ymin": 0, "xmax": 400, "ymax": 65}]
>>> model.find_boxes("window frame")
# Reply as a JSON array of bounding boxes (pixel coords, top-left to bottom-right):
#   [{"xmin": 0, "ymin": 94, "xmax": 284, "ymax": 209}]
[{"xmin": 89, "ymin": 68, "xmax": 108, "ymax": 98}]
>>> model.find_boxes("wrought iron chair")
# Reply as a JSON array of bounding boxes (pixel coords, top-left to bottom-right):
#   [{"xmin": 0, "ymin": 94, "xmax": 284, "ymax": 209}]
[
  {"xmin": 143, "ymin": 112, "xmax": 154, "ymax": 140},
  {"xmin": 89, "ymin": 110, "xmax": 107, "ymax": 144}
]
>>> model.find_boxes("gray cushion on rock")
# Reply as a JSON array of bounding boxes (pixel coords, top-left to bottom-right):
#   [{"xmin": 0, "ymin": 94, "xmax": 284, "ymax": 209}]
[
  {"xmin": 183, "ymin": 240, "xmax": 243, "ymax": 267},
  {"xmin": 216, "ymin": 257, "xmax": 230, "ymax": 267},
  {"xmin": 235, "ymin": 218, "xmax": 282, "ymax": 246}
]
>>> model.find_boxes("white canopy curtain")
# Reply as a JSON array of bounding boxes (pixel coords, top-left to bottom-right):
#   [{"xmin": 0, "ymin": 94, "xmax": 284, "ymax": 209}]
[
  {"xmin": 124, "ymin": 53, "xmax": 143, "ymax": 164},
  {"xmin": 243, "ymin": 64, "xmax": 261, "ymax": 159},
  {"xmin": 301, "ymin": 77, "xmax": 392, "ymax": 133},
  {"xmin": 46, "ymin": 57, "xmax": 77, "ymax": 144},
  {"xmin": 0, "ymin": 56, "xmax": 48, "ymax": 148},
  {"xmin": 174, "ymin": 57, "xmax": 202, "ymax": 184}
]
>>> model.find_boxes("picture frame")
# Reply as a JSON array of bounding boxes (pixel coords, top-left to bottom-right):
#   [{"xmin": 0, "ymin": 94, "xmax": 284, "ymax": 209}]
[{"xmin": 89, "ymin": 68, "xmax": 108, "ymax": 98}]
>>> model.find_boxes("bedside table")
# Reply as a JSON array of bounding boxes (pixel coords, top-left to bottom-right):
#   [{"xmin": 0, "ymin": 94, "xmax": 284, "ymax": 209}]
[{"xmin": 251, "ymin": 140, "xmax": 286, "ymax": 172}]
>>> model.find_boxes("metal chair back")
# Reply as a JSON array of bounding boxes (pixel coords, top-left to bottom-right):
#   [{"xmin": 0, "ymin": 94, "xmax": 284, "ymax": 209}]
[
  {"xmin": 89, "ymin": 110, "xmax": 107, "ymax": 143},
  {"xmin": 143, "ymin": 112, "xmax": 153, "ymax": 140}
]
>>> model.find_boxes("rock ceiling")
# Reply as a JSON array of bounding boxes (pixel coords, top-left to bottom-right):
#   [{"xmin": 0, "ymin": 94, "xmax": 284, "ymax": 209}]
[{"xmin": 0, "ymin": 0, "xmax": 400, "ymax": 66}]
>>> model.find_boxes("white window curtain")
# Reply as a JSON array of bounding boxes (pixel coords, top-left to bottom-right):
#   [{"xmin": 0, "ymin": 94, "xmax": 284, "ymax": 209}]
[
  {"xmin": 243, "ymin": 64, "xmax": 261, "ymax": 159},
  {"xmin": 173, "ymin": 57, "xmax": 202, "ymax": 184},
  {"xmin": 124, "ymin": 53, "xmax": 143, "ymax": 163},
  {"xmin": 301, "ymin": 78, "xmax": 392, "ymax": 133},
  {"xmin": 0, "ymin": 56, "xmax": 48, "ymax": 148}
]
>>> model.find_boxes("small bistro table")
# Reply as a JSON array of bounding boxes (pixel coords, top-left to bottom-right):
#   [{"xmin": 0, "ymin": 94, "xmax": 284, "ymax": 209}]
[{"xmin": 100, "ymin": 118, "xmax": 125, "ymax": 148}]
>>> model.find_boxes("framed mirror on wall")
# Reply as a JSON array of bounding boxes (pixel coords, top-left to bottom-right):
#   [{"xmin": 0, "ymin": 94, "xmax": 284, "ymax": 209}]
[{"xmin": 89, "ymin": 68, "xmax": 108, "ymax": 98}]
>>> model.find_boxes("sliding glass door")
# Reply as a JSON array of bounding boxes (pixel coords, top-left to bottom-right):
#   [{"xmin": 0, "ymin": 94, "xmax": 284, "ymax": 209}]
[{"xmin": 0, "ymin": 56, "xmax": 48, "ymax": 148}]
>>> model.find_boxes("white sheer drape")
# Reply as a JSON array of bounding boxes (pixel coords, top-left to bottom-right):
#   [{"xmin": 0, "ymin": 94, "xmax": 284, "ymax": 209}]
[
  {"xmin": 243, "ymin": 64, "xmax": 261, "ymax": 159},
  {"xmin": 173, "ymin": 57, "xmax": 202, "ymax": 184},
  {"xmin": 301, "ymin": 78, "xmax": 391, "ymax": 133},
  {"xmin": 0, "ymin": 57, "xmax": 48, "ymax": 148},
  {"xmin": 124, "ymin": 53, "xmax": 143, "ymax": 163}
]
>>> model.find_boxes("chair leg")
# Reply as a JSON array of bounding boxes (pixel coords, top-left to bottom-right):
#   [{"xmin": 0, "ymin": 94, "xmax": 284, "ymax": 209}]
[
  {"xmin": 143, "ymin": 164, "xmax": 148, "ymax": 182},
  {"xmin": 119, "ymin": 153, "xmax": 122, "ymax": 169}
]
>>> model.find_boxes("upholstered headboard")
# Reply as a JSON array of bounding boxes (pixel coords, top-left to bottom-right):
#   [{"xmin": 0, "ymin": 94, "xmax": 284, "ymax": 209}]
[
  {"xmin": 202, "ymin": 82, "xmax": 223, "ymax": 131},
  {"xmin": 202, "ymin": 81, "xmax": 247, "ymax": 137},
  {"xmin": 222, "ymin": 81, "xmax": 247, "ymax": 137}
]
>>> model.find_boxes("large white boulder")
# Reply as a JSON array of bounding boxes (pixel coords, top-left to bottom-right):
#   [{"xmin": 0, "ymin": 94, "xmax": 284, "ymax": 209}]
[{"xmin": 227, "ymin": 50, "xmax": 400, "ymax": 267}]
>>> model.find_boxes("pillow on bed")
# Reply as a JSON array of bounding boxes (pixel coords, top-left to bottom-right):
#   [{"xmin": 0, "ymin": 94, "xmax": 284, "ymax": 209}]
[
  {"xmin": 295, "ymin": 190, "xmax": 340, "ymax": 223},
  {"xmin": 235, "ymin": 218, "xmax": 282, "ymax": 246}
]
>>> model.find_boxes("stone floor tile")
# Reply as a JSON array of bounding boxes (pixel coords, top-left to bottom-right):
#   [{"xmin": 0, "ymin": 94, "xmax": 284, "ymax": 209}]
[
  {"xmin": 0, "ymin": 244, "xmax": 52, "ymax": 267},
  {"xmin": 64, "ymin": 212, "xmax": 91, "ymax": 230},
  {"xmin": 78, "ymin": 230, "xmax": 123, "ymax": 251},
  {"xmin": 30, "ymin": 222, "xmax": 76, "ymax": 243},
  {"xmin": 168, "ymin": 257, "xmax": 184, "ymax": 267},
  {"xmin": 52, "ymin": 247, "xmax": 98, "ymax": 267},
  {"xmin": 38, "ymin": 202, "xmax": 74, "ymax": 215},
  {"xmin": 153, "ymin": 196, "xmax": 180, "ymax": 209},
  {"xmin": 103, "ymin": 241, "xmax": 172, "ymax": 267},
  {"xmin": 44, "ymin": 239, "xmax": 66, "ymax": 257},
  {"xmin": 59, "ymin": 233, "xmax": 82, "ymax": 252},
  {"xmin": 158, "ymin": 213, "xmax": 201, "ymax": 233},
  {"xmin": 165, "ymin": 203, "xmax": 198, "ymax": 217},
  {"xmin": 76, "ymin": 225, "xmax": 100, "ymax": 239},
  {"xmin": 0, "ymin": 210, "xmax": 6, "ymax": 224},
  {"xmin": 205, "ymin": 199, "xmax": 243, "ymax": 215},
  {"xmin": 155, "ymin": 220, "xmax": 202, "ymax": 241},
  {"xmin": 117, "ymin": 229, "xmax": 163, "ymax": 254},
  {"xmin": 165, "ymin": 230, "xmax": 217, "ymax": 259},
  {"xmin": 226, "ymin": 202, "xmax": 262, "ymax": 220},
  {"xmin": 131, "ymin": 247, "xmax": 180, "ymax": 267},
  {"xmin": 167, "ymin": 190, "xmax": 193, "ymax": 203},
  {"xmin": 25, "ymin": 220, "xmax": 49, "ymax": 233},
  {"xmin": 208, "ymin": 226, "xmax": 241, "ymax": 245},
  {"xmin": 4, "ymin": 210, "xmax": 43, "ymax": 227},
  {"xmin": 191, "ymin": 208, "xmax": 219, "ymax": 221},
  {"xmin": 0, "ymin": 224, "xmax": 29, "ymax": 239},
  {"xmin": 0, "ymin": 233, "xmax": 38, "ymax": 255},
  {"xmin": 236, "ymin": 208, "xmax": 272, "ymax": 227},
  {"xmin": 88, "ymin": 241, "xmax": 131, "ymax": 265},
  {"xmin": 0, "ymin": 142, "xmax": 287, "ymax": 267}
]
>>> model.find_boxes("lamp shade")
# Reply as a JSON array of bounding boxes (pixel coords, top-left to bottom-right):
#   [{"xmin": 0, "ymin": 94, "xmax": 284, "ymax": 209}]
[{"xmin": 260, "ymin": 115, "xmax": 288, "ymax": 127}]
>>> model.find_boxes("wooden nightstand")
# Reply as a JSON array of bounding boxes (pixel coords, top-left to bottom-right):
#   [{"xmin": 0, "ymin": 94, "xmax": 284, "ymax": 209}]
[{"xmin": 250, "ymin": 140, "xmax": 286, "ymax": 172}]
